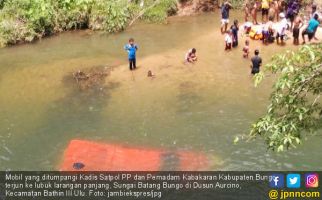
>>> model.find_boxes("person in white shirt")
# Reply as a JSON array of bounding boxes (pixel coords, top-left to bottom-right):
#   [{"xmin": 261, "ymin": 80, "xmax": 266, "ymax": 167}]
[
  {"xmin": 276, "ymin": 12, "xmax": 288, "ymax": 44},
  {"xmin": 225, "ymin": 30, "xmax": 233, "ymax": 50}
]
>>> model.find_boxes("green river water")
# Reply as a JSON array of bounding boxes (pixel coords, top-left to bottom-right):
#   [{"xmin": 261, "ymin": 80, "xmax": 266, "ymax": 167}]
[{"xmin": 0, "ymin": 12, "xmax": 321, "ymax": 171}]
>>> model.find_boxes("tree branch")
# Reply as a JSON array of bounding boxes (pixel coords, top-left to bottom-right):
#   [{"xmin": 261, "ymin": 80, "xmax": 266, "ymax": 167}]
[{"xmin": 129, "ymin": 0, "xmax": 161, "ymax": 26}]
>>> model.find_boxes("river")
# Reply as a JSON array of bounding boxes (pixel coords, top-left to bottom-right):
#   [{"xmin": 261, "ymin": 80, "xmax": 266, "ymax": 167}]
[{"xmin": 0, "ymin": 12, "xmax": 321, "ymax": 170}]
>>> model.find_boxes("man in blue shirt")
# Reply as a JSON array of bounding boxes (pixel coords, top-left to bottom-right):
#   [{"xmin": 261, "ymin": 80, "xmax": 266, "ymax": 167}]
[
  {"xmin": 221, "ymin": 1, "xmax": 232, "ymax": 33},
  {"xmin": 124, "ymin": 38, "xmax": 138, "ymax": 70},
  {"xmin": 302, "ymin": 14, "xmax": 320, "ymax": 44}
]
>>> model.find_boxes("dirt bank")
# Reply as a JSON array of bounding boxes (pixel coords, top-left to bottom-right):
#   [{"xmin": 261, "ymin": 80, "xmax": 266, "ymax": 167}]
[{"xmin": 177, "ymin": 0, "xmax": 217, "ymax": 16}]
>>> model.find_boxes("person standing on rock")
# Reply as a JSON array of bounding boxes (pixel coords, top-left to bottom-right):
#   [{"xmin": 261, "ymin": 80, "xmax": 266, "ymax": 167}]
[
  {"xmin": 124, "ymin": 38, "xmax": 138, "ymax": 70},
  {"xmin": 221, "ymin": 0, "xmax": 232, "ymax": 33}
]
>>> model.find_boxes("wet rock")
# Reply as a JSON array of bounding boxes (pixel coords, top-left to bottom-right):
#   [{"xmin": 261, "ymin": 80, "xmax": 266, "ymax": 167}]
[{"xmin": 71, "ymin": 65, "xmax": 112, "ymax": 90}]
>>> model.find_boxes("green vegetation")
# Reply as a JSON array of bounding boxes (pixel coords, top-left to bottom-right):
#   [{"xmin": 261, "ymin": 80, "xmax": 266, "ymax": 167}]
[
  {"xmin": 250, "ymin": 44, "xmax": 322, "ymax": 152},
  {"xmin": 140, "ymin": 0, "xmax": 177, "ymax": 23},
  {"xmin": 0, "ymin": 0, "xmax": 177, "ymax": 47},
  {"xmin": 230, "ymin": 0, "xmax": 244, "ymax": 9},
  {"xmin": 0, "ymin": 0, "xmax": 5, "ymax": 9}
]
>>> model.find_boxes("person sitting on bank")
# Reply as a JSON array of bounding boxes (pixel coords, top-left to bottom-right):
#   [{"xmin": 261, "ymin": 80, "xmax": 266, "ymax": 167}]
[
  {"xmin": 250, "ymin": 49, "xmax": 262, "ymax": 75},
  {"xmin": 124, "ymin": 38, "xmax": 138, "ymax": 70},
  {"xmin": 302, "ymin": 14, "xmax": 320, "ymax": 44},
  {"xmin": 185, "ymin": 48, "xmax": 198, "ymax": 63}
]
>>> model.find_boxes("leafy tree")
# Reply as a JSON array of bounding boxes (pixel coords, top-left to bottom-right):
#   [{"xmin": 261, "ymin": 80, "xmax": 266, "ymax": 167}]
[
  {"xmin": 0, "ymin": 0, "xmax": 177, "ymax": 46},
  {"xmin": 249, "ymin": 44, "xmax": 322, "ymax": 152},
  {"xmin": 0, "ymin": 0, "xmax": 5, "ymax": 9}
]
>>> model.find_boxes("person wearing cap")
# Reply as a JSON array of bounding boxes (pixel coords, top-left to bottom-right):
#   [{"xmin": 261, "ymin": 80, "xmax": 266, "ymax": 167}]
[
  {"xmin": 276, "ymin": 12, "xmax": 288, "ymax": 44},
  {"xmin": 250, "ymin": 49, "xmax": 262, "ymax": 75},
  {"xmin": 302, "ymin": 14, "xmax": 320, "ymax": 44}
]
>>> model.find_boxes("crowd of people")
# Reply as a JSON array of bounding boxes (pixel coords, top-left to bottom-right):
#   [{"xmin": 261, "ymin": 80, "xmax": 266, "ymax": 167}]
[
  {"xmin": 123, "ymin": 1, "xmax": 321, "ymax": 76},
  {"xmin": 219, "ymin": 0, "xmax": 320, "ymax": 74}
]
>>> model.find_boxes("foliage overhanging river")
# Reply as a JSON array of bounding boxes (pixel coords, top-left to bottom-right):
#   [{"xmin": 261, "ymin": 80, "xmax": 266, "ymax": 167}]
[{"xmin": 0, "ymin": 12, "xmax": 321, "ymax": 170}]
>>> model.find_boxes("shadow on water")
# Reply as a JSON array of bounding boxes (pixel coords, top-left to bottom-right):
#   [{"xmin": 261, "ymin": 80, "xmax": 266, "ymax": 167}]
[{"xmin": 176, "ymin": 81, "xmax": 202, "ymax": 114}]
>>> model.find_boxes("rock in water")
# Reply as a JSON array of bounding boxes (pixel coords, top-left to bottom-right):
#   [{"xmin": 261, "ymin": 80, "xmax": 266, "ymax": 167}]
[{"xmin": 71, "ymin": 65, "xmax": 111, "ymax": 90}]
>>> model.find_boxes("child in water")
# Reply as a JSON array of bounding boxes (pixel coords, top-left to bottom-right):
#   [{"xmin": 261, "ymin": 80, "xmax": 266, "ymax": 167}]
[
  {"xmin": 225, "ymin": 30, "xmax": 233, "ymax": 50},
  {"xmin": 185, "ymin": 48, "xmax": 198, "ymax": 63},
  {"xmin": 243, "ymin": 40, "xmax": 250, "ymax": 58},
  {"xmin": 124, "ymin": 38, "xmax": 138, "ymax": 70},
  {"xmin": 147, "ymin": 70, "xmax": 155, "ymax": 78}
]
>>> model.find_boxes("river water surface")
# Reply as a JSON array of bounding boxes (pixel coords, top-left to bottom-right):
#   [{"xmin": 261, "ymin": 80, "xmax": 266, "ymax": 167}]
[{"xmin": 0, "ymin": 12, "xmax": 321, "ymax": 170}]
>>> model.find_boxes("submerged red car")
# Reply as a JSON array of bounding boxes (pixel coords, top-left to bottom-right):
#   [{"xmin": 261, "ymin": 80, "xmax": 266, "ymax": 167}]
[{"xmin": 60, "ymin": 140, "xmax": 210, "ymax": 171}]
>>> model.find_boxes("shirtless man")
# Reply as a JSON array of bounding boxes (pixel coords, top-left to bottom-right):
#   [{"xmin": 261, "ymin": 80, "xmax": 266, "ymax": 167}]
[
  {"xmin": 244, "ymin": 1, "xmax": 252, "ymax": 22},
  {"xmin": 274, "ymin": 0, "xmax": 280, "ymax": 21},
  {"xmin": 278, "ymin": 0, "xmax": 287, "ymax": 13},
  {"xmin": 292, "ymin": 13, "xmax": 303, "ymax": 45},
  {"xmin": 251, "ymin": 1, "xmax": 259, "ymax": 25},
  {"xmin": 268, "ymin": 2, "xmax": 276, "ymax": 21}
]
